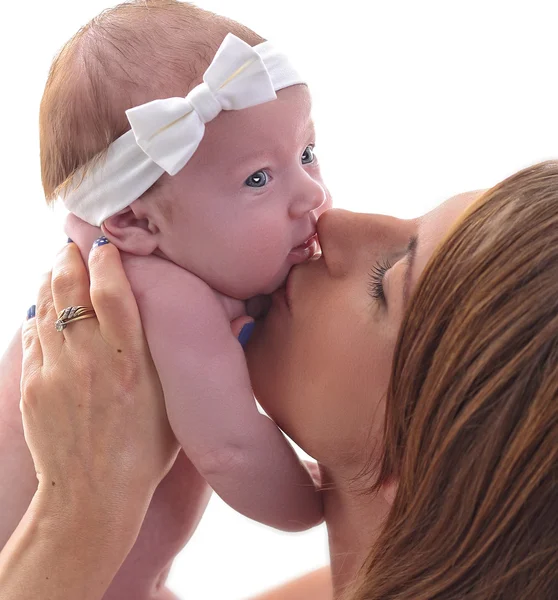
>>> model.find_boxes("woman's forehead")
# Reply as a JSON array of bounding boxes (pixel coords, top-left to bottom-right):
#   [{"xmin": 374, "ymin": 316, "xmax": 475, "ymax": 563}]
[{"xmin": 412, "ymin": 191, "xmax": 484, "ymax": 288}]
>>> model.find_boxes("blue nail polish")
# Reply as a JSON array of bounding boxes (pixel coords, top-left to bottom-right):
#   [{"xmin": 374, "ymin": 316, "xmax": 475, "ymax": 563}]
[
  {"xmin": 92, "ymin": 236, "xmax": 110, "ymax": 249},
  {"xmin": 26, "ymin": 305, "xmax": 36, "ymax": 320},
  {"xmin": 238, "ymin": 322, "xmax": 255, "ymax": 348},
  {"xmin": 67, "ymin": 237, "xmax": 73, "ymax": 243}
]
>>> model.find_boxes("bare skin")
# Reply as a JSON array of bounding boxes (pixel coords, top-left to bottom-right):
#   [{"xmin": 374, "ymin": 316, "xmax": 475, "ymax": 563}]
[
  {"xmin": 0, "ymin": 314, "xmax": 210, "ymax": 600},
  {"xmin": 0, "ymin": 327, "xmax": 330, "ymax": 600},
  {"xmin": 0, "ymin": 87, "xmax": 329, "ymax": 597},
  {"xmin": 0, "ymin": 241, "xmax": 185, "ymax": 599},
  {"xmin": 0, "ymin": 244, "xmax": 327, "ymax": 600},
  {"xmin": 0, "ymin": 193, "xmax": 481, "ymax": 599},
  {"xmin": 69, "ymin": 86, "xmax": 329, "ymax": 533},
  {"xmin": 246, "ymin": 194, "xmax": 482, "ymax": 594}
]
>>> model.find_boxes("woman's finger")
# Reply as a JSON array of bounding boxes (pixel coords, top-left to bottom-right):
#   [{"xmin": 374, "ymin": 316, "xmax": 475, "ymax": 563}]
[
  {"xmin": 34, "ymin": 270, "xmax": 64, "ymax": 365},
  {"xmin": 88, "ymin": 238, "xmax": 143, "ymax": 347},
  {"xmin": 51, "ymin": 243, "xmax": 98, "ymax": 342},
  {"xmin": 230, "ymin": 316, "xmax": 255, "ymax": 348},
  {"xmin": 21, "ymin": 307, "xmax": 43, "ymax": 373}
]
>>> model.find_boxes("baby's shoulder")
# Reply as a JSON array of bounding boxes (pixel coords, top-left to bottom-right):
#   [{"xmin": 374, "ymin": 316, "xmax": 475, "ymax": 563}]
[{"xmin": 123, "ymin": 254, "xmax": 217, "ymax": 307}]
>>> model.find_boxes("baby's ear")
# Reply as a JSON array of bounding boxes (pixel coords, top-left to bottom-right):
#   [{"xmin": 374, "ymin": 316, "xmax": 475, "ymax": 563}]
[{"xmin": 102, "ymin": 207, "xmax": 159, "ymax": 256}]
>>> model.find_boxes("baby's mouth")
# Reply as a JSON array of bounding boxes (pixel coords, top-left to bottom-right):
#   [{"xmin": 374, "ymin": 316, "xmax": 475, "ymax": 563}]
[{"xmin": 289, "ymin": 234, "xmax": 321, "ymax": 263}]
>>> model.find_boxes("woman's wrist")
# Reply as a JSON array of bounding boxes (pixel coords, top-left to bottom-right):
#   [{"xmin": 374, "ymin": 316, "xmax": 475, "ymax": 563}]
[
  {"xmin": 33, "ymin": 479, "xmax": 152, "ymax": 552},
  {"xmin": 0, "ymin": 488, "xmax": 149, "ymax": 600}
]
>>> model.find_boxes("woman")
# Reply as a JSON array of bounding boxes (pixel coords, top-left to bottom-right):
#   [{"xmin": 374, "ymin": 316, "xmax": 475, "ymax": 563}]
[{"xmin": 1, "ymin": 161, "xmax": 557, "ymax": 599}]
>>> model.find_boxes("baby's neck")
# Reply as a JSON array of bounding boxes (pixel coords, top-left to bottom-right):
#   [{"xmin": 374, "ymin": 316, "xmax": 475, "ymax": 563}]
[
  {"xmin": 64, "ymin": 214, "xmax": 103, "ymax": 266},
  {"xmin": 64, "ymin": 214, "xmax": 246, "ymax": 321}
]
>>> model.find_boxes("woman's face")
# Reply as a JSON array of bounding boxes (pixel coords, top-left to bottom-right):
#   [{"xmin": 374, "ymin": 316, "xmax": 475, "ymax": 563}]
[{"xmin": 246, "ymin": 192, "xmax": 481, "ymax": 469}]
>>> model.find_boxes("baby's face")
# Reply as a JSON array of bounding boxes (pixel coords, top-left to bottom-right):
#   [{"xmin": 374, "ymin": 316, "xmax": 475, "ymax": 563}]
[{"xmin": 154, "ymin": 85, "xmax": 332, "ymax": 298}]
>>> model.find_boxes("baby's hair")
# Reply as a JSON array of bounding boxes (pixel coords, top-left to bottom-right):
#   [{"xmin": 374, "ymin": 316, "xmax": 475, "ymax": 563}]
[{"xmin": 40, "ymin": 0, "xmax": 264, "ymax": 203}]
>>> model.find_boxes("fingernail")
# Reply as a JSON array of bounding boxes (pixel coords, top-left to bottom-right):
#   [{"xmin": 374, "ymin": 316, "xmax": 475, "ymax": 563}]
[
  {"xmin": 26, "ymin": 305, "xmax": 36, "ymax": 320},
  {"xmin": 238, "ymin": 322, "xmax": 255, "ymax": 348},
  {"xmin": 92, "ymin": 236, "xmax": 110, "ymax": 249},
  {"xmin": 67, "ymin": 237, "xmax": 73, "ymax": 243}
]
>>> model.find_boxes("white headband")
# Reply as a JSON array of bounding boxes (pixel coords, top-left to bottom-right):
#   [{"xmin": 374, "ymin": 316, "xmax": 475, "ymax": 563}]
[{"xmin": 60, "ymin": 33, "xmax": 305, "ymax": 226}]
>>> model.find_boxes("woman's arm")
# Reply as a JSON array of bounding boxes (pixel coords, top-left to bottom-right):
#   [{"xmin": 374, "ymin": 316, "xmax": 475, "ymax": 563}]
[
  {"xmin": 0, "ymin": 239, "xmax": 180, "ymax": 599},
  {"xmin": 0, "ymin": 490, "xmax": 144, "ymax": 600}
]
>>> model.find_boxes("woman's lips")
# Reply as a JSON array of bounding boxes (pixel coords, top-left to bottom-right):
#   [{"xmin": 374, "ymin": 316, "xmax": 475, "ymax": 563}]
[
  {"xmin": 277, "ymin": 259, "xmax": 301, "ymax": 313},
  {"xmin": 274, "ymin": 235, "xmax": 321, "ymax": 313},
  {"xmin": 288, "ymin": 234, "xmax": 321, "ymax": 264},
  {"xmin": 285, "ymin": 268, "xmax": 295, "ymax": 312},
  {"xmin": 271, "ymin": 273, "xmax": 293, "ymax": 314}
]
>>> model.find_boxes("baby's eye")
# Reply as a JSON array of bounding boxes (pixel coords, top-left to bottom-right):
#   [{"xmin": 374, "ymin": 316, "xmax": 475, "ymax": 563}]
[
  {"xmin": 301, "ymin": 145, "xmax": 315, "ymax": 165},
  {"xmin": 245, "ymin": 170, "xmax": 269, "ymax": 188}
]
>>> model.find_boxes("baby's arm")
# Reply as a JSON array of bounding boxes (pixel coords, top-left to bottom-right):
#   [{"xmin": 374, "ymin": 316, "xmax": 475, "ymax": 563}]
[{"xmin": 125, "ymin": 255, "xmax": 323, "ymax": 532}]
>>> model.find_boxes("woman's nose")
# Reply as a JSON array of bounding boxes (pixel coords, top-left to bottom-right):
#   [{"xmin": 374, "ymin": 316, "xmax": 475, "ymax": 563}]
[
  {"xmin": 288, "ymin": 173, "xmax": 327, "ymax": 219},
  {"xmin": 317, "ymin": 208, "xmax": 413, "ymax": 277}
]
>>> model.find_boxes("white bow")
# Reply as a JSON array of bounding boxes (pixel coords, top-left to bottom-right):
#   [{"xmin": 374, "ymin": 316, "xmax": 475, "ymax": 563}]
[{"xmin": 126, "ymin": 33, "xmax": 277, "ymax": 176}]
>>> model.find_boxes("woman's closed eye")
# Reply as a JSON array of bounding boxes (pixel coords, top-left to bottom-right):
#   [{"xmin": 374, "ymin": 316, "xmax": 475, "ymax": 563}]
[
  {"xmin": 368, "ymin": 236, "xmax": 419, "ymax": 309},
  {"xmin": 368, "ymin": 258, "xmax": 393, "ymax": 305}
]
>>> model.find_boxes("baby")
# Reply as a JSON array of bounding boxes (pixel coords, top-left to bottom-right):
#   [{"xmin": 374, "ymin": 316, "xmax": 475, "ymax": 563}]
[{"xmin": 41, "ymin": 0, "xmax": 331, "ymax": 534}]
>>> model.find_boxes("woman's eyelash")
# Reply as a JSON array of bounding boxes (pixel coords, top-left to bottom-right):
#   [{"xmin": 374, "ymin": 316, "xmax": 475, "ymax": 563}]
[{"xmin": 368, "ymin": 258, "xmax": 393, "ymax": 303}]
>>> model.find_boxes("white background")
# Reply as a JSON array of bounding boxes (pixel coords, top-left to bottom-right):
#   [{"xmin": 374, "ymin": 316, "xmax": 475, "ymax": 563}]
[{"xmin": 1, "ymin": 1, "xmax": 558, "ymax": 598}]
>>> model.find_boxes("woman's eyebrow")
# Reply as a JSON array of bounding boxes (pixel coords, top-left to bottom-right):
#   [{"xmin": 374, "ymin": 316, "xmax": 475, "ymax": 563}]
[{"xmin": 402, "ymin": 235, "xmax": 419, "ymax": 308}]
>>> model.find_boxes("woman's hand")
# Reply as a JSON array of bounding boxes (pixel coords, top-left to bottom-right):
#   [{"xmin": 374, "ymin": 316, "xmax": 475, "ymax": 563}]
[
  {"xmin": 0, "ymin": 239, "xmax": 181, "ymax": 600},
  {"xmin": 21, "ymin": 239, "xmax": 180, "ymax": 517}
]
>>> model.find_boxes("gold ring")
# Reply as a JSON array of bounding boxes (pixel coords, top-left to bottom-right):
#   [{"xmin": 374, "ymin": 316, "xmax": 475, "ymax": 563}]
[{"xmin": 55, "ymin": 306, "xmax": 97, "ymax": 332}]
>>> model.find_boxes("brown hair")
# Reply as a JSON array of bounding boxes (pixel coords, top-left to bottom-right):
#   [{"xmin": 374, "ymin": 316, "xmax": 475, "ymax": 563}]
[
  {"xmin": 352, "ymin": 161, "xmax": 558, "ymax": 599},
  {"xmin": 40, "ymin": 0, "xmax": 263, "ymax": 201}
]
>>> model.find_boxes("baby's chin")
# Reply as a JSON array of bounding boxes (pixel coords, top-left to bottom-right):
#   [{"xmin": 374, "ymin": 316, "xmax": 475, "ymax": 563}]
[
  {"xmin": 211, "ymin": 260, "xmax": 292, "ymax": 300},
  {"xmin": 258, "ymin": 274, "xmax": 291, "ymax": 297}
]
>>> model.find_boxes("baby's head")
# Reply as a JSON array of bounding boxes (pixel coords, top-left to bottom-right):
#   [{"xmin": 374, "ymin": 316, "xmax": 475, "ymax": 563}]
[{"xmin": 41, "ymin": 0, "xmax": 331, "ymax": 298}]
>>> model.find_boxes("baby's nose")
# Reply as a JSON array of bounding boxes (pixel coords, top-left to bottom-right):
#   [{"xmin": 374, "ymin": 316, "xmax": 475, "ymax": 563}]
[{"xmin": 289, "ymin": 177, "xmax": 326, "ymax": 219}]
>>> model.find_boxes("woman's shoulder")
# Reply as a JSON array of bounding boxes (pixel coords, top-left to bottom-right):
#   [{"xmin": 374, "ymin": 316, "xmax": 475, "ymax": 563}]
[{"xmin": 248, "ymin": 566, "xmax": 332, "ymax": 600}]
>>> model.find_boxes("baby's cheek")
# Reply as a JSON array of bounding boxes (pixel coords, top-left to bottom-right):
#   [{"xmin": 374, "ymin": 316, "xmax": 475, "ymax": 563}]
[
  {"xmin": 242, "ymin": 220, "xmax": 292, "ymax": 286},
  {"xmin": 257, "ymin": 231, "xmax": 288, "ymax": 264}
]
